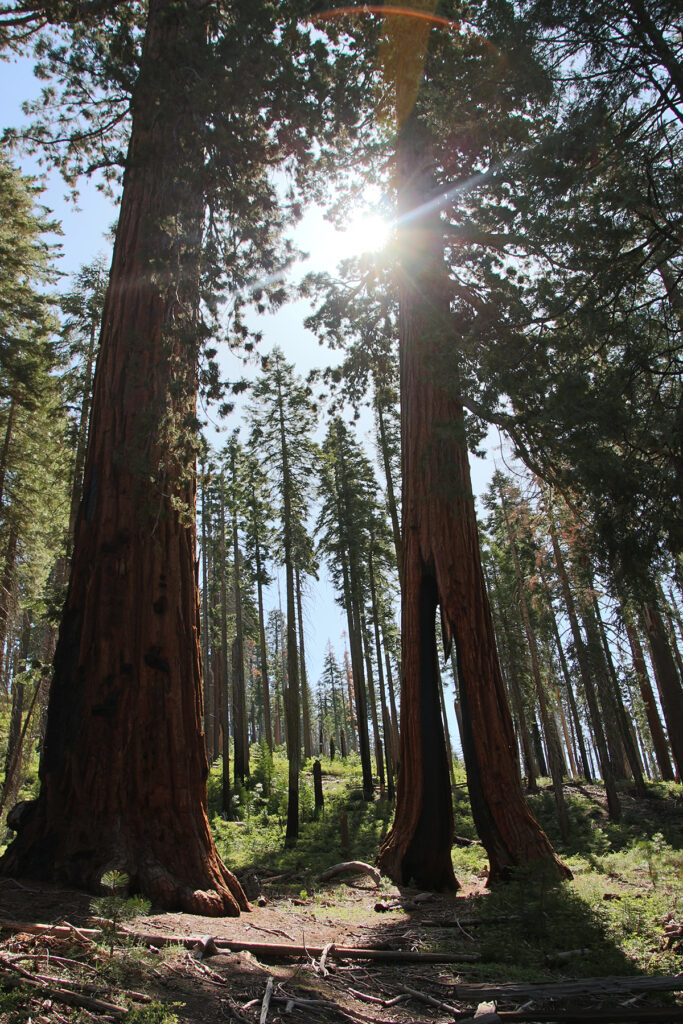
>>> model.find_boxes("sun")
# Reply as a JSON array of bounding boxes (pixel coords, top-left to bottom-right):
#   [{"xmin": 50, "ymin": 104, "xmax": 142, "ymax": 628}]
[{"xmin": 336, "ymin": 210, "xmax": 393, "ymax": 260}]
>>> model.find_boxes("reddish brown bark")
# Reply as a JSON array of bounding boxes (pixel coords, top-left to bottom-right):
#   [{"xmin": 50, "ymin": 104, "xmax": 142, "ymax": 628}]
[
  {"xmin": 642, "ymin": 601, "xmax": 683, "ymax": 779},
  {"xmin": 623, "ymin": 610, "xmax": 673, "ymax": 781},
  {"xmin": 0, "ymin": 0, "xmax": 248, "ymax": 916},
  {"xmin": 378, "ymin": 106, "xmax": 568, "ymax": 888}
]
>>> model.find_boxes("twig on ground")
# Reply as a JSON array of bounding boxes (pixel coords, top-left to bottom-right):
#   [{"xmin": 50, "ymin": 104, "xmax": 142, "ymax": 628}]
[
  {"xmin": 399, "ymin": 982, "xmax": 461, "ymax": 1014},
  {"xmin": 246, "ymin": 922, "xmax": 296, "ymax": 942},
  {"xmin": 259, "ymin": 975, "xmax": 274, "ymax": 1024},
  {"xmin": 318, "ymin": 941, "xmax": 335, "ymax": 976}
]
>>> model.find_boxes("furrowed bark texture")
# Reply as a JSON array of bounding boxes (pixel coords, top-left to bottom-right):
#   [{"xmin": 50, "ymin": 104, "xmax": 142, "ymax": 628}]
[
  {"xmin": 378, "ymin": 109, "xmax": 568, "ymax": 888},
  {"xmin": 0, "ymin": 0, "xmax": 248, "ymax": 916}
]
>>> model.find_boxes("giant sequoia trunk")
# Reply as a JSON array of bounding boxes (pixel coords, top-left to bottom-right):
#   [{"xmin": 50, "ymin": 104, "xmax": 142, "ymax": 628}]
[
  {"xmin": 0, "ymin": 0, "xmax": 248, "ymax": 916},
  {"xmin": 378, "ymin": 110, "xmax": 568, "ymax": 888}
]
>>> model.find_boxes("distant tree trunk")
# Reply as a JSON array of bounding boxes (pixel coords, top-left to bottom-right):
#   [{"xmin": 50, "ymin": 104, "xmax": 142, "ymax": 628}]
[
  {"xmin": 2, "ymin": 676, "xmax": 24, "ymax": 816},
  {"xmin": 437, "ymin": 664, "xmax": 456, "ymax": 792},
  {"xmin": 622, "ymin": 607, "xmax": 673, "ymax": 781},
  {"xmin": 374, "ymin": 388, "xmax": 401, "ymax": 567},
  {"xmin": 66, "ymin": 318, "xmax": 97, "ymax": 556},
  {"xmin": 369, "ymin": 548, "xmax": 394, "ymax": 798},
  {"xmin": 580, "ymin": 604, "xmax": 629, "ymax": 780},
  {"xmin": 342, "ymin": 647, "xmax": 358, "ymax": 752},
  {"xmin": 0, "ymin": 397, "xmax": 15, "ymax": 513},
  {"xmin": 232, "ymin": 488, "xmax": 248, "ymax": 783},
  {"xmin": 501, "ymin": 494, "xmax": 569, "ymax": 842},
  {"xmin": 255, "ymin": 539, "xmax": 273, "ymax": 752},
  {"xmin": 548, "ymin": 517, "xmax": 620, "ymax": 819},
  {"xmin": 0, "ymin": 0, "xmax": 248, "ymax": 915},
  {"xmin": 339, "ymin": 546, "xmax": 373, "ymax": 796},
  {"xmin": 589, "ymin": 590, "xmax": 646, "ymax": 794},
  {"xmin": 276, "ymin": 376, "xmax": 300, "ymax": 842},
  {"xmin": 219, "ymin": 484, "xmax": 231, "ymax": 814},
  {"xmin": 378, "ymin": 110, "xmax": 568, "ymax": 888},
  {"xmin": 201, "ymin": 471, "xmax": 214, "ymax": 762},
  {"xmin": 555, "ymin": 689, "xmax": 578, "ymax": 778},
  {"xmin": 362, "ymin": 615, "xmax": 385, "ymax": 791},
  {"xmin": 0, "ymin": 526, "xmax": 18, "ymax": 694},
  {"xmin": 380, "ymin": 623, "xmax": 400, "ymax": 757},
  {"xmin": 295, "ymin": 568, "xmax": 313, "ymax": 761},
  {"xmin": 641, "ymin": 600, "xmax": 683, "ymax": 778},
  {"xmin": 489, "ymin": 564, "xmax": 538, "ymax": 792},
  {"xmin": 658, "ymin": 583, "xmax": 683, "ymax": 681},
  {"xmin": 542, "ymin": 581, "xmax": 592, "ymax": 782}
]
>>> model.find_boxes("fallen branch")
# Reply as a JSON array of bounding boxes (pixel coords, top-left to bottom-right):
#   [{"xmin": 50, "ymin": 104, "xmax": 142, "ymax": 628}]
[
  {"xmin": 246, "ymin": 922, "xmax": 295, "ymax": 942},
  {"xmin": 0, "ymin": 970, "xmax": 127, "ymax": 1015},
  {"xmin": 320, "ymin": 862, "xmax": 381, "ymax": 887},
  {"xmin": 0, "ymin": 919, "xmax": 477, "ymax": 963},
  {"xmin": 0, "ymin": 955, "xmax": 149, "ymax": 1005},
  {"xmin": 0, "ymin": 920, "xmax": 101, "ymax": 941},
  {"xmin": 399, "ymin": 983, "xmax": 460, "ymax": 1015},
  {"xmin": 259, "ymin": 975, "xmax": 274, "ymax": 1024}
]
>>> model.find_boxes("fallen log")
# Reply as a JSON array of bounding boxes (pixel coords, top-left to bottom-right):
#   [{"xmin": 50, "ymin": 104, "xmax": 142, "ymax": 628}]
[
  {"xmin": 461, "ymin": 1008, "xmax": 683, "ymax": 1023},
  {"xmin": 0, "ymin": 921, "xmax": 101, "ymax": 941},
  {"xmin": 0, "ymin": 919, "xmax": 479, "ymax": 963},
  {"xmin": 319, "ymin": 862, "xmax": 381, "ymax": 887},
  {"xmin": 450, "ymin": 976, "xmax": 683, "ymax": 1001}
]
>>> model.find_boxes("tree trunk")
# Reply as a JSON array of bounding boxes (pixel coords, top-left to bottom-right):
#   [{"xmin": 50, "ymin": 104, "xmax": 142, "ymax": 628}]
[
  {"xmin": 548, "ymin": 516, "xmax": 621, "ymax": 819},
  {"xmin": 641, "ymin": 600, "xmax": 683, "ymax": 778},
  {"xmin": 378, "ymin": 109, "xmax": 567, "ymax": 888},
  {"xmin": 362, "ymin": 614, "xmax": 385, "ymax": 791},
  {"xmin": 500, "ymin": 494, "xmax": 569, "ymax": 843},
  {"xmin": 342, "ymin": 647, "xmax": 358, "ymax": 753},
  {"xmin": 543, "ymin": 583, "xmax": 592, "ymax": 782},
  {"xmin": 369, "ymin": 548, "xmax": 394, "ymax": 799},
  {"xmin": 66, "ymin": 318, "xmax": 97, "ymax": 557},
  {"xmin": 232, "ymin": 476, "xmax": 248, "ymax": 783},
  {"xmin": 0, "ymin": 397, "xmax": 15, "ymax": 513},
  {"xmin": 590, "ymin": 590, "xmax": 646, "ymax": 794},
  {"xmin": 381, "ymin": 623, "xmax": 400, "ymax": 758},
  {"xmin": 623, "ymin": 608, "xmax": 673, "ymax": 781},
  {"xmin": 0, "ymin": 0, "xmax": 248, "ymax": 916},
  {"xmin": 201, "ymin": 471, "xmax": 213, "ymax": 763},
  {"xmin": 276, "ymin": 375, "xmax": 300, "ymax": 842},
  {"xmin": 339, "ymin": 545, "xmax": 373, "ymax": 796},
  {"xmin": 581, "ymin": 604, "xmax": 629, "ymax": 780},
  {"xmin": 489, "ymin": 565, "xmax": 538, "ymax": 792},
  {"xmin": 219, "ymin": 484, "xmax": 231, "ymax": 814},
  {"xmin": 374, "ymin": 389, "xmax": 401, "ymax": 568},
  {"xmin": 255, "ymin": 544, "xmax": 273, "ymax": 752},
  {"xmin": 0, "ymin": 526, "xmax": 18, "ymax": 694},
  {"xmin": 295, "ymin": 567, "xmax": 313, "ymax": 761}
]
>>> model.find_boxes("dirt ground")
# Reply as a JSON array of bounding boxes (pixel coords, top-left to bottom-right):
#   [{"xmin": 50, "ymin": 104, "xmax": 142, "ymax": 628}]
[
  {"xmin": 0, "ymin": 871, "xmax": 492, "ymax": 1022},
  {"xmin": 2, "ymin": 867, "xmax": 682, "ymax": 1024}
]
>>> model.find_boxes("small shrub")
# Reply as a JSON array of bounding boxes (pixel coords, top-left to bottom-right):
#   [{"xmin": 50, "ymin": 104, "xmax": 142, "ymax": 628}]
[{"xmin": 91, "ymin": 870, "xmax": 150, "ymax": 956}]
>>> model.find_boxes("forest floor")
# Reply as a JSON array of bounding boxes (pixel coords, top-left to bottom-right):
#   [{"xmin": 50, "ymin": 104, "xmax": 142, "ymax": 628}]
[{"xmin": 0, "ymin": 774, "xmax": 682, "ymax": 1024}]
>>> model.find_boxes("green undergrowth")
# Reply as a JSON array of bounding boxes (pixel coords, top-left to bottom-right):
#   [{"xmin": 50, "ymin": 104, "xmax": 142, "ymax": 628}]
[
  {"xmin": 450, "ymin": 776, "xmax": 683, "ymax": 979},
  {"xmin": 208, "ymin": 752, "xmax": 682, "ymax": 979},
  {"xmin": 208, "ymin": 744, "xmax": 394, "ymax": 877}
]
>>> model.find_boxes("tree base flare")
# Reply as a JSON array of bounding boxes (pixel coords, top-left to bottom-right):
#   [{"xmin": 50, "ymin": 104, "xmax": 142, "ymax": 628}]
[
  {"xmin": 0, "ymin": 799, "xmax": 249, "ymax": 917},
  {"xmin": 378, "ymin": 827, "xmax": 460, "ymax": 892}
]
